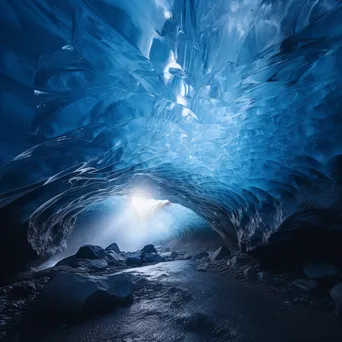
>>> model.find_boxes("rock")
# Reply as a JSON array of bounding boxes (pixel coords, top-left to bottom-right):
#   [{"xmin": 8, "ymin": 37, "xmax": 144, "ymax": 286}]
[
  {"xmin": 105, "ymin": 251, "xmax": 125, "ymax": 265},
  {"xmin": 8, "ymin": 281, "xmax": 36, "ymax": 299},
  {"xmin": 293, "ymin": 278, "xmax": 318, "ymax": 292},
  {"xmin": 74, "ymin": 259, "xmax": 108, "ymax": 271},
  {"xmin": 303, "ymin": 263, "xmax": 339, "ymax": 279},
  {"xmin": 176, "ymin": 312, "xmax": 214, "ymax": 332},
  {"xmin": 75, "ymin": 245, "xmax": 106, "ymax": 260},
  {"xmin": 191, "ymin": 251, "xmax": 209, "ymax": 261},
  {"xmin": 257, "ymin": 272, "xmax": 272, "ymax": 285},
  {"xmin": 210, "ymin": 246, "xmax": 230, "ymax": 261},
  {"xmin": 105, "ymin": 243, "xmax": 121, "ymax": 254},
  {"xmin": 243, "ymin": 267, "xmax": 257, "ymax": 281},
  {"xmin": 126, "ymin": 256, "xmax": 143, "ymax": 266},
  {"xmin": 170, "ymin": 251, "xmax": 179, "ymax": 259},
  {"xmin": 330, "ymin": 282, "xmax": 342, "ymax": 302},
  {"xmin": 55, "ymin": 255, "xmax": 75, "ymax": 267},
  {"xmin": 35, "ymin": 272, "xmax": 133, "ymax": 320},
  {"xmin": 230, "ymin": 255, "xmax": 252, "ymax": 267},
  {"xmin": 132, "ymin": 276, "xmax": 149, "ymax": 289},
  {"xmin": 183, "ymin": 252, "xmax": 193, "ymax": 260},
  {"xmin": 142, "ymin": 253, "xmax": 165, "ymax": 263},
  {"xmin": 196, "ymin": 263, "xmax": 209, "ymax": 272},
  {"xmin": 196, "ymin": 257, "xmax": 211, "ymax": 272},
  {"xmin": 140, "ymin": 244, "xmax": 157, "ymax": 254}
]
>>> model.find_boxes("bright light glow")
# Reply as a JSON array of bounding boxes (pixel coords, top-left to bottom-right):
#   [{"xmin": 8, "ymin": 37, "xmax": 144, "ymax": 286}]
[{"xmin": 132, "ymin": 196, "xmax": 169, "ymax": 219}]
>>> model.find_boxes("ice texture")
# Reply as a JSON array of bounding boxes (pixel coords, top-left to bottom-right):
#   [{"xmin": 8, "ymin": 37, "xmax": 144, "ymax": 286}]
[{"xmin": 1, "ymin": 0, "xmax": 342, "ymax": 255}]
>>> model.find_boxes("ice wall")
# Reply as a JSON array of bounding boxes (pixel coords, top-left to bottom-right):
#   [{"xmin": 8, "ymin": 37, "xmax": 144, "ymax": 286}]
[{"xmin": 1, "ymin": 0, "xmax": 342, "ymax": 259}]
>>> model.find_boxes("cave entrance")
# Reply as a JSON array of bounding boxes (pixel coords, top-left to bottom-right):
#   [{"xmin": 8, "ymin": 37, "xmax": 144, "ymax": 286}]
[{"xmin": 38, "ymin": 195, "xmax": 221, "ymax": 269}]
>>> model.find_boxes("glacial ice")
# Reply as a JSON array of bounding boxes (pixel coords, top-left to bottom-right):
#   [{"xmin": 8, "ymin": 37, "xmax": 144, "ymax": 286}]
[{"xmin": 1, "ymin": 0, "xmax": 342, "ymax": 257}]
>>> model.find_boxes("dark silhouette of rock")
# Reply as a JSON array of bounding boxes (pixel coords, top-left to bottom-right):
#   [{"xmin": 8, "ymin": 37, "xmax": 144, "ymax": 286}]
[
  {"xmin": 210, "ymin": 246, "xmax": 230, "ymax": 261},
  {"xmin": 74, "ymin": 259, "xmax": 108, "ymax": 270},
  {"xmin": 105, "ymin": 243, "xmax": 121, "ymax": 254},
  {"xmin": 126, "ymin": 256, "xmax": 143, "ymax": 266},
  {"xmin": 75, "ymin": 245, "xmax": 106, "ymax": 260},
  {"xmin": 8, "ymin": 281, "xmax": 36, "ymax": 299},
  {"xmin": 140, "ymin": 244, "xmax": 157, "ymax": 254},
  {"xmin": 55, "ymin": 255, "xmax": 75, "ymax": 267},
  {"xmin": 35, "ymin": 272, "xmax": 133, "ymax": 320},
  {"xmin": 191, "ymin": 251, "xmax": 209, "ymax": 261},
  {"xmin": 293, "ymin": 278, "xmax": 318, "ymax": 292},
  {"xmin": 196, "ymin": 257, "xmax": 211, "ymax": 272},
  {"xmin": 176, "ymin": 312, "xmax": 214, "ymax": 332},
  {"xmin": 105, "ymin": 251, "xmax": 125, "ymax": 265},
  {"xmin": 303, "ymin": 263, "xmax": 339, "ymax": 279},
  {"xmin": 330, "ymin": 282, "xmax": 342, "ymax": 302},
  {"xmin": 142, "ymin": 253, "xmax": 165, "ymax": 263},
  {"xmin": 257, "ymin": 272, "xmax": 272, "ymax": 285},
  {"xmin": 244, "ymin": 267, "xmax": 257, "ymax": 281}
]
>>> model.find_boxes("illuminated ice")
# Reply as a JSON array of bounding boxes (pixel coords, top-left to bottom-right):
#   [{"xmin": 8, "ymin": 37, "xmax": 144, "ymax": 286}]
[{"xmin": 1, "ymin": 0, "xmax": 342, "ymax": 257}]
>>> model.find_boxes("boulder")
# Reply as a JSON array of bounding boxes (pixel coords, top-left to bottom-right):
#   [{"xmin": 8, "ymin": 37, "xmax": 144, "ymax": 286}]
[
  {"xmin": 8, "ymin": 281, "xmax": 36, "ymax": 299},
  {"xmin": 183, "ymin": 252, "xmax": 193, "ymax": 260},
  {"xmin": 191, "ymin": 251, "xmax": 209, "ymax": 261},
  {"xmin": 140, "ymin": 244, "xmax": 157, "ymax": 254},
  {"xmin": 105, "ymin": 251, "xmax": 125, "ymax": 265},
  {"xmin": 230, "ymin": 255, "xmax": 251, "ymax": 267},
  {"xmin": 243, "ymin": 267, "xmax": 257, "ymax": 281},
  {"xmin": 210, "ymin": 246, "xmax": 230, "ymax": 261},
  {"xmin": 303, "ymin": 263, "xmax": 339, "ymax": 279},
  {"xmin": 330, "ymin": 282, "xmax": 342, "ymax": 302},
  {"xmin": 293, "ymin": 278, "xmax": 318, "ymax": 292},
  {"xmin": 142, "ymin": 253, "xmax": 165, "ymax": 263},
  {"xmin": 35, "ymin": 272, "xmax": 133, "ymax": 320},
  {"xmin": 105, "ymin": 243, "xmax": 121, "ymax": 254},
  {"xmin": 176, "ymin": 312, "xmax": 214, "ymax": 332},
  {"xmin": 257, "ymin": 272, "xmax": 272, "ymax": 285},
  {"xmin": 126, "ymin": 256, "xmax": 143, "ymax": 266},
  {"xmin": 55, "ymin": 255, "xmax": 75, "ymax": 267},
  {"xmin": 170, "ymin": 251, "xmax": 179, "ymax": 259},
  {"xmin": 75, "ymin": 245, "xmax": 106, "ymax": 260},
  {"xmin": 196, "ymin": 257, "xmax": 211, "ymax": 272},
  {"xmin": 74, "ymin": 259, "xmax": 108, "ymax": 271}
]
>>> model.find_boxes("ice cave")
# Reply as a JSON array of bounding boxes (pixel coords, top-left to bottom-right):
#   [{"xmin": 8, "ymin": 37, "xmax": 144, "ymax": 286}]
[{"xmin": 1, "ymin": 1, "xmax": 342, "ymax": 341}]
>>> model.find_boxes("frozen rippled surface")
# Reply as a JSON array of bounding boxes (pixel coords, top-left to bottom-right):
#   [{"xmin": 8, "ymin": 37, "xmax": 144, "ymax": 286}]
[{"xmin": 1, "ymin": 0, "xmax": 342, "ymax": 257}]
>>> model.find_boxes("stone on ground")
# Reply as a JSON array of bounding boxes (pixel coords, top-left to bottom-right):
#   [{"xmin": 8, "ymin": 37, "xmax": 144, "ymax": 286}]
[
  {"xmin": 210, "ymin": 246, "xmax": 230, "ymax": 261},
  {"xmin": 75, "ymin": 245, "xmax": 106, "ymax": 260},
  {"xmin": 126, "ymin": 256, "xmax": 143, "ymax": 266},
  {"xmin": 55, "ymin": 255, "xmax": 75, "ymax": 267},
  {"xmin": 243, "ymin": 267, "xmax": 257, "ymax": 281},
  {"xmin": 35, "ymin": 272, "xmax": 133, "ymax": 320},
  {"xmin": 330, "ymin": 282, "xmax": 342, "ymax": 302},
  {"xmin": 230, "ymin": 255, "xmax": 251, "ymax": 267},
  {"xmin": 142, "ymin": 253, "xmax": 165, "ymax": 263},
  {"xmin": 191, "ymin": 251, "xmax": 209, "ymax": 261},
  {"xmin": 105, "ymin": 251, "xmax": 125, "ymax": 265},
  {"xmin": 176, "ymin": 312, "xmax": 214, "ymax": 332},
  {"xmin": 257, "ymin": 271, "xmax": 272, "ymax": 285},
  {"xmin": 105, "ymin": 242, "xmax": 121, "ymax": 254},
  {"xmin": 293, "ymin": 278, "xmax": 319, "ymax": 292},
  {"xmin": 196, "ymin": 256, "xmax": 211, "ymax": 272},
  {"xmin": 303, "ymin": 263, "xmax": 339, "ymax": 279},
  {"xmin": 8, "ymin": 281, "xmax": 36, "ymax": 299},
  {"xmin": 140, "ymin": 244, "xmax": 157, "ymax": 254},
  {"xmin": 74, "ymin": 259, "xmax": 108, "ymax": 271}
]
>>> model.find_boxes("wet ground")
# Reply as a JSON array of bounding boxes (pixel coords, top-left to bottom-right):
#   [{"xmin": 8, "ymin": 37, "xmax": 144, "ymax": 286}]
[{"xmin": 23, "ymin": 260, "xmax": 341, "ymax": 342}]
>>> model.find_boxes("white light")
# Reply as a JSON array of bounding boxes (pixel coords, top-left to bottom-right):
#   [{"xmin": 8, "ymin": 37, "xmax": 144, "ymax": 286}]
[
  {"xmin": 163, "ymin": 10, "xmax": 171, "ymax": 19},
  {"xmin": 131, "ymin": 196, "xmax": 169, "ymax": 220}
]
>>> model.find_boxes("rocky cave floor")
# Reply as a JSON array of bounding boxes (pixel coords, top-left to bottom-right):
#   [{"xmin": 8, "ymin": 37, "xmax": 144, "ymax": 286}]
[{"xmin": 1, "ymin": 244, "xmax": 342, "ymax": 341}]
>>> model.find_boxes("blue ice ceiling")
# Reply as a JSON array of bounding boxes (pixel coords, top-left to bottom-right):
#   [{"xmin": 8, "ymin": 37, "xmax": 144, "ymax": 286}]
[{"xmin": 1, "ymin": 0, "xmax": 342, "ymax": 257}]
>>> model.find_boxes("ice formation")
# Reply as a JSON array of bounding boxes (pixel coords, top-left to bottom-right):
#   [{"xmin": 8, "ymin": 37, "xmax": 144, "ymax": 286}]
[{"xmin": 1, "ymin": 0, "xmax": 342, "ymax": 260}]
